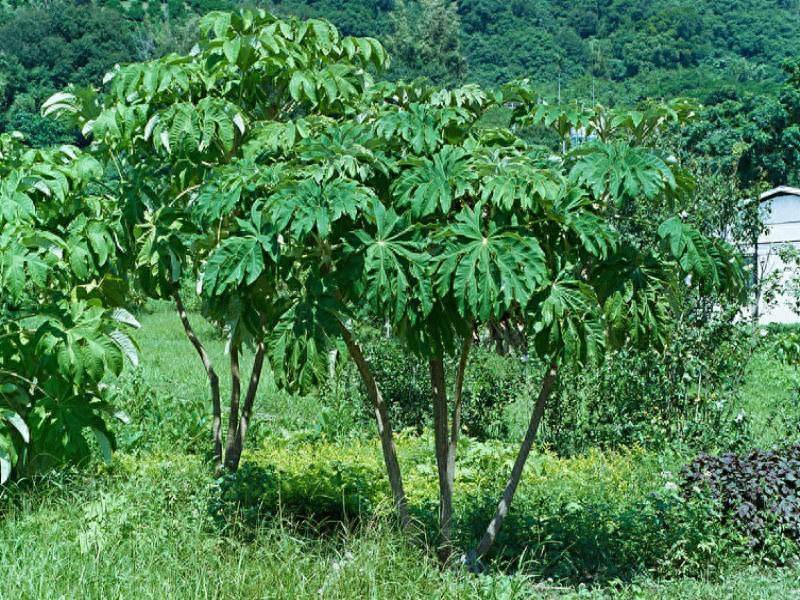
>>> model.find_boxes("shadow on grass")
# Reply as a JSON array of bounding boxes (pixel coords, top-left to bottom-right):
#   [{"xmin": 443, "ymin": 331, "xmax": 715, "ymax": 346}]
[{"xmin": 209, "ymin": 461, "xmax": 728, "ymax": 586}]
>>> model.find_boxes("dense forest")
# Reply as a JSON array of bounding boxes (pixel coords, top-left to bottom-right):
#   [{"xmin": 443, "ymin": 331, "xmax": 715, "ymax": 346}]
[{"xmin": 3, "ymin": 0, "xmax": 800, "ymax": 185}]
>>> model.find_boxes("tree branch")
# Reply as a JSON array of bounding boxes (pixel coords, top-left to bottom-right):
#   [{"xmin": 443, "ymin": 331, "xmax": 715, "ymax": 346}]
[
  {"xmin": 430, "ymin": 356, "xmax": 453, "ymax": 564},
  {"xmin": 172, "ymin": 290, "xmax": 222, "ymax": 473},
  {"xmin": 448, "ymin": 332, "xmax": 472, "ymax": 491},
  {"xmin": 338, "ymin": 319, "xmax": 410, "ymax": 529},
  {"xmin": 223, "ymin": 342, "xmax": 242, "ymax": 471},
  {"xmin": 472, "ymin": 361, "xmax": 559, "ymax": 561},
  {"xmin": 227, "ymin": 340, "xmax": 266, "ymax": 471}
]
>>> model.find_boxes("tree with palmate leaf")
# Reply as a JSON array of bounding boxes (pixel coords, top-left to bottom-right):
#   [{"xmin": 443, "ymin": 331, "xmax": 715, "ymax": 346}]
[
  {"xmin": 234, "ymin": 81, "xmax": 743, "ymax": 563},
  {"xmin": 0, "ymin": 132, "xmax": 139, "ymax": 484},
  {"xmin": 43, "ymin": 16, "xmax": 744, "ymax": 563},
  {"xmin": 44, "ymin": 9, "xmax": 390, "ymax": 475}
]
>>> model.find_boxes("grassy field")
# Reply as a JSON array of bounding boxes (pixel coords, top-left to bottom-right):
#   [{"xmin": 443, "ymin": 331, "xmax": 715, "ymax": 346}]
[{"xmin": 1, "ymin": 304, "xmax": 799, "ymax": 599}]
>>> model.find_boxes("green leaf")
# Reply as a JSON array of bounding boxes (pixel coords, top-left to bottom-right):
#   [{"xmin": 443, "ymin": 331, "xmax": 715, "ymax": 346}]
[
  {"xmin": 351, "ymin": 202, "xmax": 427, "ymax": 321},
  {"xmin": 109, "ymin": 330, "xmax": 139, "ymax": 369},
  {"xmin": 434, "ymin": 204, "xmax": 548, "ymax": 320},
  {"xmin": 203, "ymin": 233, "xmax": 276, "ymax": 296},
  {"xmin": 268, "ymin": 179, "xmax": 374, "ymax": 239},
  {"xmin": 0, "ymin": 447, "xmax": 11, "ymax": 484},
  {"xmin": 1, "ymin": 410, "xmax": 29, "ymax": 443},
  {"xmin": 570, "ymin": 142, "xmax": 676, "ymax": 204},
  {"xmin": 93, "ymin": 429, "xmax": 113, "ymax": 466},
  {"xmin": 223, "ymin": 37, "xmax": 242, "ymax": 64},
  {"xmin": 393, "ymin": 146, "xmax": 475, "ymax": 217}
]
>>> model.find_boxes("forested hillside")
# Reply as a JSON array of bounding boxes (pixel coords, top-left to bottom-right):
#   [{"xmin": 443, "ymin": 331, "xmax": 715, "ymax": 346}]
[{"xmin": 4, "ymin": 0, "xmax": 800, "ymax": 183}]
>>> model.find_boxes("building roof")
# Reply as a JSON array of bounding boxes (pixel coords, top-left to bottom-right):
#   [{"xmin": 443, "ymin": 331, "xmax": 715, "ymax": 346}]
[{"xmin": 760, "ymin": 186, "xmax": 800, "ymax": 202}]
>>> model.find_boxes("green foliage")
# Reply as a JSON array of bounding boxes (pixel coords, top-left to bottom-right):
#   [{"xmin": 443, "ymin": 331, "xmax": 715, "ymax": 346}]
[
  {"xmin": 680, "ymin": 58, "xmax": 800, "ymax": 187},
  {"xmin": 384, "ymin": 0, "xmax": 467, "ymax": 87},
  {"xmin": 0, "ymin": 133, "xmax": 137, "ymax": 482},
  {"xmin": 277, "ymin": 0, "xmax": 800, "ymax": 104},
  {"xmin": 540, "ymin": 323, "xmax": 756, "ymax": 456},
  {"xmin": 0, "ymin": 1, "xmax": 138, "ymax": 147},
  {"xmin": 214, "ymin": 434, "xmax": 755, "ymax": 583}
]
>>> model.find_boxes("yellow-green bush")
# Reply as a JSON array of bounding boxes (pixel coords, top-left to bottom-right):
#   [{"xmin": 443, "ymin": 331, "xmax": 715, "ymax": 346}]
[{"xmin": 211, "ymin": 433, "xmax": 746, "ymax": 583}]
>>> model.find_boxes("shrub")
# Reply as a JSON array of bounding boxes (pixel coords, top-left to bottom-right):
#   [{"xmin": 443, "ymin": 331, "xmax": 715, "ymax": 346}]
[
  {"xmin": 211, "ymin": 434, "xmax": 751, "ymax": 583},
  {"xmin": 682, "ymin": 444, "xmax": 800, "ymax": 563},
  {"xmin": 541, "ymin": 321, "xmax": 756, "ymax": 455},
  {"xmin": 349, "ymin": 332, "xmax": 536, "ymax": 440}
]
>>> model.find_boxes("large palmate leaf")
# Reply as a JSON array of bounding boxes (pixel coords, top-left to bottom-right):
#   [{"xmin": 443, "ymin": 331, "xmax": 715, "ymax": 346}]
[
  {"xmin": 350, "ymin": 202, "xmax": 428, "ymax": 321},
  {"xmin": 657, "ymin": 217, "xmax": 744, "ymax": 294},
  {"xmin": 592, "ymin": 249, "xmax": 673, "ymax": 349},
  {"xmin": 267, "ymin": 290, "xmax": 341, "ymax": 393},
  {"xmin": 393, "ymin": 146, "xmax": 476, "ymax": 217},
  {"xmin": 547, "ymin": 190, "xmax": 619, "ymax": 259},
  {"xmin": 297, "ymin": 122, "xmax": 389, "ymax": 181},
  {"xmin": 134, "ymin": 207, "xmax": 192, "ymax": 297},
  {"xmin": 530, "ymin": 278, "xmax": 605, "ymax": 364},
  {"xmin": 434, "ymin": 204, "xmax": 548, "ymax": 321},
  {"xmin": 477, "ymin": 151, "xmax": 564, "ymax": 211},
  {"xmin": 570, "ymin": 141, "xmax": 677, "ymax": 203},
  {"xmin": 202, "ymin": 209, "xmax": 279, "ymax": 297},
  {"xmin": 268, "ymin": 178, "xmax": 375, "ymax": 238},
  {"xmin": 524, "ymin": 101, "xmax": 596, "ymax": 140},
  {"xmin": 375, "ymin": 103, "xmax": 472, "ymax": 154}
]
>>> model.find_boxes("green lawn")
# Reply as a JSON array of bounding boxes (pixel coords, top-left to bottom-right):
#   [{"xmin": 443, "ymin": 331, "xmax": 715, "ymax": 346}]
[{"xmin": 1, "ymin": 304, "xmax": 799, "ymax": 599}]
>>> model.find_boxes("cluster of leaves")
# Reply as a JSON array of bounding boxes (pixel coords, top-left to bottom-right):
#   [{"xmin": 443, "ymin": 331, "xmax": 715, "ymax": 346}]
[
  {"xmin": 47, "ymin": 6, "xmax": 388, "ymax": 346},
  {"xmin": 682, "ymin": 444, "xmax": 800, "ymax": 553},
  {"xmin": 236, "ymin": 83, "xmax": 743, "ymax": 382},
  {"xmin": 43, "ymin": 8, "xmax": 395, "ymax": 472},
  {"xmin": 0, "ymin": 133, "xmax": 137, "ymax": 482}
]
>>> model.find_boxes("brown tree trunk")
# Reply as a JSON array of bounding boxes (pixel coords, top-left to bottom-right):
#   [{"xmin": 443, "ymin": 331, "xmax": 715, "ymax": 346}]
[
  {"xmin": 173, "ymin": 291, "xmax": 222, "ymax": 474},
  {"xmin": 226, "ymin": 340, "xmax": 266, "ymax": 472},
  {"xmin": 472, "ymin": 362, "xmax": 559, "ymax": 560},
  {"xmin": 448, "ymin": 334, "xmax": 472, "ymax": 492},
  {"xmin": 338, "ymin": 320, "xmax": 410, "ymax": 529},
  {"xmin": 430, "ymin": 357, "xmax": 453, "ymax": 564},
  {"xmin": 223, "ymin": 343, "xmax": 242, "ymax": 472}
]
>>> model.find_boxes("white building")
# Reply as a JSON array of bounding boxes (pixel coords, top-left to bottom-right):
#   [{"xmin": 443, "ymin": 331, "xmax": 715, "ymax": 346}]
[{"xmin": 754, "ymin": 186, "xmax": 800, "ymax": 324}]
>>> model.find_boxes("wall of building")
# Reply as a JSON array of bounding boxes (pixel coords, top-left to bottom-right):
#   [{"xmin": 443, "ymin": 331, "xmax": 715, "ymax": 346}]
[{"xmin": 756, "ymin": 193, "xmax": 800, "ymax": 324}]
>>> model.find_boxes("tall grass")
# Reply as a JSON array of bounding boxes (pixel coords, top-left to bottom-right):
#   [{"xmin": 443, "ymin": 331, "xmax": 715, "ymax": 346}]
[
  {"xmin": 0, "ymin": 454, "xmax": 532, "ymax": 599},
  {"xmin": 2, "ymin": 305, "xmax": 800, "ymax": 598}
]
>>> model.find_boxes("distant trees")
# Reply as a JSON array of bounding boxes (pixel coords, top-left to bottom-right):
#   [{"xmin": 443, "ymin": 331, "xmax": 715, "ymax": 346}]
[
  {"xmin": 2, "ymin": 0, "xmax": 800, "ymax": 151},
  {"xmin": 385, "ymin": 0, "xmax": 467, "ymax": 86},
  {"xmin": 683, "ymin": 59, "xmax": 800, "ymax": 187},
  {"xmin": 0, "ymin": 2, "xmax": 137, "ymax": 146}
]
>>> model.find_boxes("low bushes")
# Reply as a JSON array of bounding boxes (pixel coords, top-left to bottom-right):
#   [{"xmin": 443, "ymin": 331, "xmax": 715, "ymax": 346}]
[
  {"xmin": 340, "ymin": 322, "xmax": 757, "ymax": 455},
  {"xmin": 682, "ymin": 444, "xmax": 800, "ymax": 563},
  {"xmin": 211, "ymin": 433, "xmax": 757, "ymax": 584}
]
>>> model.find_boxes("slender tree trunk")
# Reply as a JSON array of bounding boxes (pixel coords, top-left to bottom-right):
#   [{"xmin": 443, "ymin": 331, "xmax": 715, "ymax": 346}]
[
  {"xmin": 226, "ymin": 340, "xmax": 266, "ymax": 472},
  {"xmin": 472, "ymin": 362, "xmax": 559, "ymax": 560},
  {"xmin": 338, "ymin": 320, "xmax": 410, "ymax": 529},
  {"xmin": 172, "ymin": 291, "xmax": 223, "ymax": 473},
  {"xmin": 448, "ymin": 335, "xmax": 471, "ymax": 503},
  {"xmin": 223, "ymin": 343, "xmax": 242, "ymax": 471},
  {"xmin": 430, "ymin": 357, "xmax": 453, "ymax": 564}
]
